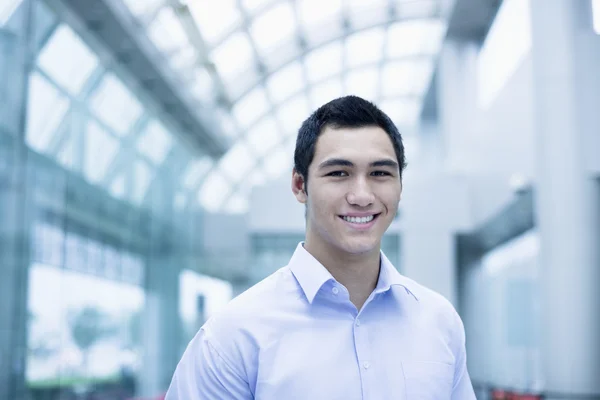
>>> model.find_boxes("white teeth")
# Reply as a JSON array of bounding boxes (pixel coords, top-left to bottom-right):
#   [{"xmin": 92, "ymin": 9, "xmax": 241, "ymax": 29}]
[{"xmin": 342, "ymin": 215, "xmax": 375, "ymax": 224}]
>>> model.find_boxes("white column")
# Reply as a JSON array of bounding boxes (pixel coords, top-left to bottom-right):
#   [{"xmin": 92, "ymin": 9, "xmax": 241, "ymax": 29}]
[{"xmin": 530, "ymin": 1, "xmax": 600, "ymax": 398}]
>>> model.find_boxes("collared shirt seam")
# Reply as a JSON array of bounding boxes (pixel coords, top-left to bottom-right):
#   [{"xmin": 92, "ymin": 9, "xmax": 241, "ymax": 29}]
[{"xmin": 202, "ymin": 328, "xmax": 249, "ymax": 384}]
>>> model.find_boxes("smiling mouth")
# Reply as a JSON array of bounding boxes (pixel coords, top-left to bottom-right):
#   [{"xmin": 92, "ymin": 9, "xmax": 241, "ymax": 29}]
[{"xmin": 339, "ymin": 214, "xmax": 381, "ymax": 224}]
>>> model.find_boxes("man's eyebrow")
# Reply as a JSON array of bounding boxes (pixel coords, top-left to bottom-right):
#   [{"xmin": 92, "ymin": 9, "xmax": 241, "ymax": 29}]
[
  {"xmin": 371, "ymin": 159, "xmax": 399, "ymax": 169},
  {"xmin": 318, "ymin": 158, "xmax": 354, "ymax": 169}
]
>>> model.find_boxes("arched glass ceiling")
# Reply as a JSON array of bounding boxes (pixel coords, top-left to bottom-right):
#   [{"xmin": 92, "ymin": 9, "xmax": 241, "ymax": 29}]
[
  {"xmin": 4, "ymin": 0, "xmax": 451, "ymax": 215},
  {"xmin": 120, "ymin": 0, "xmax": 450, "ymax": 214}
]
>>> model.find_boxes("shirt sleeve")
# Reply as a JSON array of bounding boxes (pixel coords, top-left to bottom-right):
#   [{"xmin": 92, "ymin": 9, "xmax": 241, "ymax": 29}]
[
  {"xmin": 451, "ymin": 310, "xmax": 477, "ymax": 400},
  {"xmin": 165, "ymin": 327, "xmax": 254, "ymax": 400}
]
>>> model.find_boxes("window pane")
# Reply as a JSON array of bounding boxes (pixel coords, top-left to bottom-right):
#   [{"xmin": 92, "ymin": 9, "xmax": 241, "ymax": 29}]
[
  {"xmin": 594, "ymin": 0, "xmax": 600, "ymax": 34},
  {"xmin": 84, "ymin": 121, "xmax": 120, "ymax": 183},
  {"xmin": 189, "ymin": 0, "xmax": 241, "ymax": 45},
  {"xmin": 218, "ymin": 141, "xmax": 256, "ymax": 182},
  {"xmin": 241, "ymin": 0, "xmax": 271, "ymax": 13},
  {"xmin": 182, "ymin": 157, "xmax": 213, "ymax": 189},
  {"xmin": 266, "ymin": 61, "xmax": 305, "ymax": 103},
  {"xmin": 345, "ymin": 67, "xmax": 379, "ymax": 101},
  {"xmin": 477, "ymin": 0, "xmax": 532, "ymax": 109},
  {"xmin": 90, "ymin": 73, "xmax": 143, "ymax": 135},
  {"xmin": 37, "ymin": 25, "xmax": 99, "ymax": 96},
  {"xmin": 263, "ymin": 146, "xmax": 291, "ymax": 179},
  {"xmin": 0, "ymin": 0, "xmax": 21, "ymax": 26},
  {"xmin": 379, "ymin": 98, "xmax": 421, "ymax": 127},
  {"xmin": 223, "ymin": 192, "xmax": 249, "ymax": 214},
  {"xmin": 381, "ymin": 60, "xmax": 433, "ymax": 98},
  {"xmin": 132, "ymin": 160, "xmax": 153, "ymax": 203},
  {"xmin": 304, "ymin": 41, "xmax": 342, "ymax": 84},
  {"xmin": 136, "ymin": 120, "xmax": 173, "ymax": 164},
  {"xmin": 298, "ymin": 0, "xmax": 342, "ymax": 29},
  {"xmin": 276, "ymin": 94, "xmax": 310, "ymax": 135},
  {"xmin": 387, "ymin": 20, "xmax": 446, "ymax": 59},
  {"xmin": 147, "ymin": 7, "xmax": 190, "ymax": 52},
  {"xmin": 232, "ymin": 86, "xmax": 270, "ymax": 129},
  {"xmin": 26, "ymin": 72, "xmax": 70, "ymax": 153},
  {"xmin": 121, "ymin": 0, "xmax": 163, "ymax": 18},
  {"xmin": 246, "ymin": 116, "xmax": 280, "ymax": 157},
  {"xmin": 198, "ymin": 170, "xmax": 231, "ymax": 211},
  {"xmin": 345, "ymin": 27, "xmax": 385, "ymax": 69},
  {"xmin": 211, "ymin": 31, "xmax": 255, "ymax": 82},
  {"xmin": 310, "ymin": 78, "xmax": 342, "ymax": 109},
  {"xmin": 110, "ymin": 174, "xmax": 126, "ymax": 199},
  {"xmin": 249, "ymin": 2, "xmax": 296, "ymax": 56}
]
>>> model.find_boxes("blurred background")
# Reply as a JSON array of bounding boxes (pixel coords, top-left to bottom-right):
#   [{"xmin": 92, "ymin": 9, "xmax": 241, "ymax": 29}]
[{"xmin": 1, "ymin": 0, "xmax": 599, "ymax": 399}]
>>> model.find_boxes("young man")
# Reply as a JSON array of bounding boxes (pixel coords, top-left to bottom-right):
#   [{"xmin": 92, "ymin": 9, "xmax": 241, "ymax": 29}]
[{"xmin": 166, "ymin": 96, "xmax": 476, "ymax": 399}]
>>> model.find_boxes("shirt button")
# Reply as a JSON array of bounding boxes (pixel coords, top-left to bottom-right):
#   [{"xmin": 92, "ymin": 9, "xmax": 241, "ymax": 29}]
[
  {"xmin": 355, "ymin": 319, "xmax": 361, "ymax": 327},
  {"xmin": 363, "ymin": 361, "xmax": 370, "ymax": 369},
  {"xmin": 332, "ymin": 287, "xmax": 339, "ymax": 295}
]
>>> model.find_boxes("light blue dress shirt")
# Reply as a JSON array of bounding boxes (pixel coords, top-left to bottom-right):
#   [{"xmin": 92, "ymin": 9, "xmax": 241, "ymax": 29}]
[{"xmin": 166, "ymin": 243, "xmax": 476, "ymax": 399}]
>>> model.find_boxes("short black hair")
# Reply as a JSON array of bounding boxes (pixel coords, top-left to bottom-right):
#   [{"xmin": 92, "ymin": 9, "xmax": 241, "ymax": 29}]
[{"xmin": 294, "ymin": 95, "xmax": 407, "ymax": 187}]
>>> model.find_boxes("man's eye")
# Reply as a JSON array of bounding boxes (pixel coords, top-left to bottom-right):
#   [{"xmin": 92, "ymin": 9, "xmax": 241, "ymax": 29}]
[
  {"xmin": 327, "ymin": 171, "xmax": 348, "ymax": 177},
  {"xmin": 372, "ymin": 171, "xmax": 391, "ymax": 176}
]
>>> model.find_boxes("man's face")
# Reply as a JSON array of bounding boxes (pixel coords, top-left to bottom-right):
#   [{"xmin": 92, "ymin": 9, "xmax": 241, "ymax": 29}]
[{"xmin": 292, "ymin": 125, "xmax": 402, "ymax": 256}]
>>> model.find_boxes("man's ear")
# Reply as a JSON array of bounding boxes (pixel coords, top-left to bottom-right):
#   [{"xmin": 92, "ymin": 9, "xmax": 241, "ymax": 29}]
[{"xmin": 291, "ymin": 168, "xmax": 307, "ymax": 204}]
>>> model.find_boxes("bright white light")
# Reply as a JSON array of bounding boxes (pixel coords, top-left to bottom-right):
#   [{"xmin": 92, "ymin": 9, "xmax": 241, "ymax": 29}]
[
  {"xmin": 345, "ymin": 27, "xmax": 385, "ymax": 68},
  {"xmin": 266, "ymin": 61, "xmax": 305, "ymax": 103},
  {"xmin": 304, "ymin": 41, "xmax": 343, "ymax": 83},
  {"xmin": 345, "ymin": 67, "xmax": 379, "ymax": 101},
  {"xmin": 477, "ymin": 0, "xmax": 532, "ymax": 109},
  {"xmin": 593, "ymin": 0, "xmax": 600, "ymax": 34},
  {"xmin": 232, "ymin": 86, "xmax": 270, "ymax": 129},
  {"xmin": 218, "ymin": 141, "xmax": 256, "ymax": 183},
  {"xmin": 310, "ymin": 78, "xmax": 343, "ymax": 109},
  {"xmin": 198, "ymin": 170, "xmax": 232, "ymax": 211},
  {"xmin": 211, "ymin": 32, "xmax": 254, "ymax": 81},
  {"xmin": 188, "ymin": 0, "xmax": 241, "ymax": 45},
  {"xmin": 298, "ymin": 0, "xmax": 342, "ymax": 28},
  {"xmin": 250, "ymin": 1, "xmax": 296, "ymax": 55},
  {"xmin": 387, "ymin": 20, "xmax": 446, "ymax": 58},
  {"xmin": 381, "ymin": 60, "xmax": 433, "ymax": 97},
  {"xmin": 246, "ymin": 117, "xmax": 281, "ymax": 157}
]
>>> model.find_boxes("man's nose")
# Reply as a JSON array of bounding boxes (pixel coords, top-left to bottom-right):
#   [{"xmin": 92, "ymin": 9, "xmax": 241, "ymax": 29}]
[{"xmin": 346, "ymin": 178, "xmax": 375, "ymax": 207}]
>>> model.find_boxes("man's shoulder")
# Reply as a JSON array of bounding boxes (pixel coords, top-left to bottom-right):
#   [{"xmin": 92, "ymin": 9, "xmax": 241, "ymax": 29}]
[{"xmin": 202, "ymin": 265, "xmax": 298, "ymax": 338}]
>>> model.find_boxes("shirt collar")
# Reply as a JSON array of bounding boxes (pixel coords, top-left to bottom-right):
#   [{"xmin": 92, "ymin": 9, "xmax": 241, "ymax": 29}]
[{"xmin": 288, "ymin": 242, "xmax": 419, "ymax": 304}]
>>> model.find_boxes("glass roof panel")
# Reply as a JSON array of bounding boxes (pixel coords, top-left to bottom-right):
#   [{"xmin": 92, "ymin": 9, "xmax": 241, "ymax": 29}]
[
  {"xmin": 266, "ymin": 61, "xmax": 305, "ymax": 103},
  {"xmin": 121, "ymin": 0, "xmax": 163, "ymax": 18},
  {"xmin": 188, "ymin": 67, "xmax": 215, "ymax": 102},
  {"xmin": 188, "ymin": 0, "xmax": 241, "ymax": 46},
  {"xmin": 246, "ymin": 116, "xmax": 280, "ymax": 157},
  {"xmin": 56, "ymin": 133, "xmax": 74, "ymax": 169},
  {"xmin": 381, "ymin": 59, "xmax": 433, "ymax": 98},
  {"xmin": 379, "ymin": 98, "xmax": 421, "ymax": 128},
  {"xmin": 211, "ymin": 31, "xmax": 255, "ymax": 82},
  {"xmin": 198, "ymin": 170, "xmax": 232, "ymax": 212},
  {"xmin": 298, "ymin": 0, "xmax": 342, "ymax": 29},
  {"xmin": 263, "ymin": 146, "xmax": 292, "ymax": 179},
  {"xmin": 304, "ymin": 41, "xmax": 343, "ymax": 84},
  {"xmin": 345, "ymin": 67, "xmax": 379, "ymax": 101},
  {"xmin": 109, "ymin": 173, "xmax": 126, "ymax": 200},
  {"xmin": 136, "ymin": 120, "xmax": 173, "ymax": 165},
  {"xmin": 37, "ymin": 25, "xmax": 99, "ymax": 96},
  {"xmin": 84, "ymin": 121, "xmax": 120, "ymax": 183},
  {"xmin": 26, "ymin": 72, "xmax": 70, "ymax": 153},
  {"xmin": 147, "ymin": 6, "xmax": 190, "ymax": 52},
  {"xmin": 345, "ymin": 27, "xmax": 386, "ymax": 69},
  {"xmin": 89, "ymin": 73, "xmax": 144, "ymax": 135},
  {"xmin": 223, "ymin": 192, "xmax": 249, "ymax": 214},
  {"xmin": 218, "ymin": 140, "xmax": 256, "ymax": 182},
  {"xmin": 182, "ymin": 156, "xmax": 213, "ymax": 189},
  {"xmin": 232, "ymin": 85, "xmax": 270, "ymax": 129},
  {"xmin": 241, "ymin": 0, "xmax": 272, "ymax": 13},
  {"xmin": 276, "ymin": 94, "xmax": 311, "ymax": 136},
  {"xmin": 347, "ymin": 0, "xmax": 388, "ymax": 30},
  {"xmin": 387, "ymin": 20, "xmax": 446, "ymax": 59},
  {"xmin": 249, "ymin": 1, "xmax": 296, "ymax": 56},
  {"xmin": 0, "ymin": 0, "xmax": 21, "ymax": 26},
  {"xmin": 215, "ymin": 107, "xmax": 240, "ymax": 139},
  {"xmin": 132, "ymin": 160, "xmax": 153, "ymax": 204},
  {"xmin": 310, "ymin": 77, "xmax": 343, "ymax": 109}
]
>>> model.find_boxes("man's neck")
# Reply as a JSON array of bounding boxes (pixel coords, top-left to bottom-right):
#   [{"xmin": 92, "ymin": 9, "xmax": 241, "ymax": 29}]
[{"xmin": 304, "ymin": 239, "xmax": 381, "ymax": 310}]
